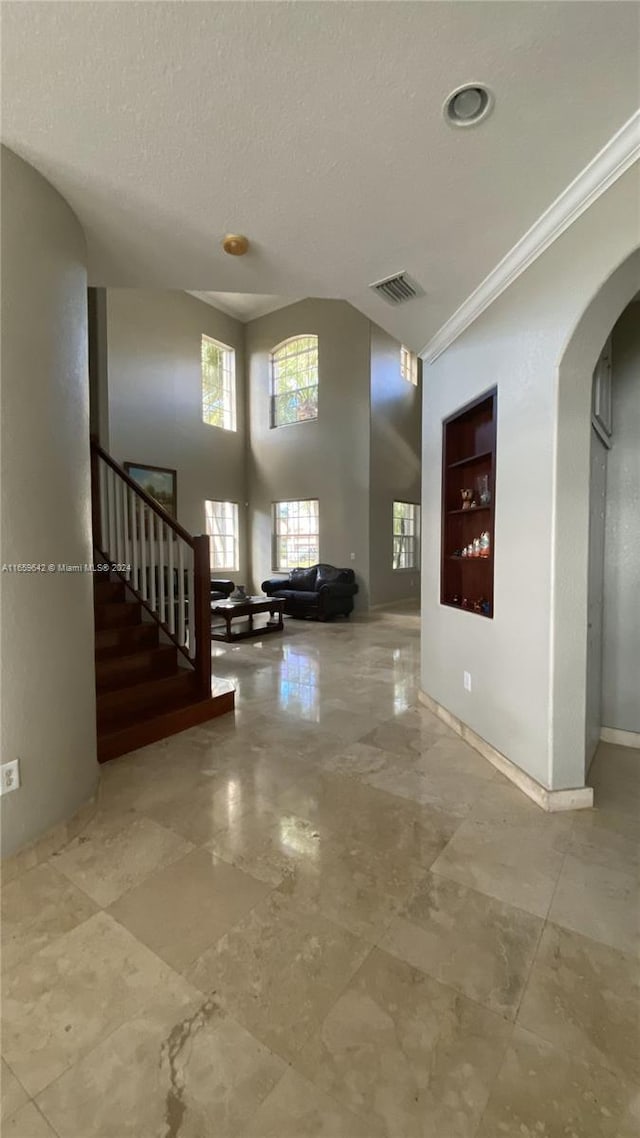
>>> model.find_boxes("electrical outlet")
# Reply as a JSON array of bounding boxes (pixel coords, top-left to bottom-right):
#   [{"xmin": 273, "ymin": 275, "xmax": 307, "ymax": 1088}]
[
  {"xmin": 0, "ymin": 759, "xmax": 20, "ymax": 796},
  {"xmin": 350, "ymin": 552, "xmax": 356, "ymax": 561},
  {"xmin": 463, "ymin": 671, "xmax": 472, "ymax": 693}
]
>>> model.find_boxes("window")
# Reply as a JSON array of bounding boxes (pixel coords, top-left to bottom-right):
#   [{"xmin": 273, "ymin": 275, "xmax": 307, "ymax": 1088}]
[
  {"xmin": 205, "ymin": 500, "xmax": 239, "ymax": 571},
  {"xmin": 393, "ymin": 501, "xmax": 420, "ymax": 570},
  {"xmin": 202, "ymin": 335, "xmax": 236, "ymax": 430},
  {"xmin": 270, "ymin": 335, "xmax": 318, "ymax": 427},
  {"xmin": 273, "ymin": 499, "xmax": 319, "ymax": 570},
  {"xmin": 400, "ymin": 345, "xmax": 418, "ymax": 386}
]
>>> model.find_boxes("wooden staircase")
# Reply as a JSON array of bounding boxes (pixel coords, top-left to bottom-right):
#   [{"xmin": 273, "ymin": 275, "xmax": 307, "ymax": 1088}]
[{"xmin": 91, "ymin": 440, "xmax": 234, "ymax": 762}]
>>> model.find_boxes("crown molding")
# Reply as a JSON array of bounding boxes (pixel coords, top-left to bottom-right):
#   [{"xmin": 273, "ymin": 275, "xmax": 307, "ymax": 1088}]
[{"xmin": 420, "ymin": 109, "xmax": 640, "ymax": 363}]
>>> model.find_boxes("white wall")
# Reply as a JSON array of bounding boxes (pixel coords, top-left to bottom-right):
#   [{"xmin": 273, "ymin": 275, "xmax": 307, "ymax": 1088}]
[
  {"xmin": 0, "ymin": 147, "xmax": 98, "ymax": 857},
  {"xmin": 369, "ymin": 325, "xmax": 422, "ymax": 607},
  {"xmin": 421, "ymin": 166, "xmax": 640, "ymax": 791},
  {"xmin": 602, "ymin": 303, "xmax": 640, "ymax": 733},
  {"xmin": 105, "ymin": 290, "xmax": 249, "ymax": 583},
  {"xmin": 246, "ymin": 299, "xmax": 371, "ymax": 605}
]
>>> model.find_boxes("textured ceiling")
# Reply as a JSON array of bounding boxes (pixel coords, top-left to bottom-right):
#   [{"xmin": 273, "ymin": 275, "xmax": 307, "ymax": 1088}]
[{"xmin": 2, "ymin": 1, "xmax": 639, "ymax": 350}]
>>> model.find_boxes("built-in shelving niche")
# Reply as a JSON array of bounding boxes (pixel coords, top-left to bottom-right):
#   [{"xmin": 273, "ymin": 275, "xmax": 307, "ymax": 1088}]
[{"xmin": 441, "ymin": 388, "xmax": 497, "ymax": 618}]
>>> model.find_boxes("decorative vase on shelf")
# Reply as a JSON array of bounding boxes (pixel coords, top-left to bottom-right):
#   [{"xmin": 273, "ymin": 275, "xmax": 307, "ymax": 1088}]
[
  {"xmin": 476, "ymin": 474, "xmax": 491, "ymax": 506},
  {"xmin": 229, "ymin": 585, "xmax": 249, "ymax": 602}
]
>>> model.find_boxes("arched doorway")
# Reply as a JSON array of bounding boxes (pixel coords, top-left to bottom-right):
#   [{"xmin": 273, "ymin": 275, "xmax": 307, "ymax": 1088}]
[{"xmin": 551, "ymin": 248, "xmax": 640, "ymax": 791}]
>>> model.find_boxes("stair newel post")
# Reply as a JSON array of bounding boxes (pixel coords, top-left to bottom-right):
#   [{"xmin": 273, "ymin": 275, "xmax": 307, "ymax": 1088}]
[
  {"xmin": 192, "ymin": 535, "xmax": 211, "ymax": 699},
  {"xmin": 89, "ymin": 436, "xmax": 102, "ymax": 552}
]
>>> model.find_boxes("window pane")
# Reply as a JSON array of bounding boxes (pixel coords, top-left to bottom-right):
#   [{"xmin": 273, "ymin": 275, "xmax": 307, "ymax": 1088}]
[
  {"xmin": 202, "ymin": 335, "xmax": 236, "ymax": 431},
  {"xmin": 205, "ymin": 500, "xmax": 239, "ymax": 570},
  {"xmin": 392, "ymin": 502, "xmax": 420, "ymax": 569},
  {"xmin": 273, "ymin": 499, "xmax": 319, "ymax": 570},
  {"xmin": 400, "ymin": 345, "xmax": 418, "ymax": 386},
  {"xmin": 271, "ymin": 336, "xmax": 319, "ymax": 427}
]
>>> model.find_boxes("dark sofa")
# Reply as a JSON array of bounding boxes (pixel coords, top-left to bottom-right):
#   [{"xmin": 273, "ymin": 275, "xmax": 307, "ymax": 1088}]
[
  {"xmin": 210, "ymin": 578, "xmax": 234, "ymax": 605},
  {"xmin": 262, "ymin": 564, "xmax": 358, "ymax": 620},
  {"xmin": 144, "ymin": 568, "xmax": 234, "ymax": 605}
]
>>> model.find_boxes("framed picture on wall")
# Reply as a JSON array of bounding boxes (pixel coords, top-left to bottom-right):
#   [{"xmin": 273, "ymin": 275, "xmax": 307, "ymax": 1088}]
[
  {"xmin": 124, "ymin": 463, "xmax": 177, "ymax": 517},
  {"xmin": 591, "ymin": 336, "xmax": 612, "ymax": 446}
]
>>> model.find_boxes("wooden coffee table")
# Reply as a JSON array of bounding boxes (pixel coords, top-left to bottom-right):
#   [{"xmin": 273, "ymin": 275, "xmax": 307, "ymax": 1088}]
[{"xmin": 211, "ymin": 596, "xmax": 285, "ymax": 643}]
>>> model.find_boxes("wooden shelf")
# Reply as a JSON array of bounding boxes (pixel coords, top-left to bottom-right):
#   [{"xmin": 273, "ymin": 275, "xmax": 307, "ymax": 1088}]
[
  {"xmin": 447, "ymin": 505, "xmax": 491, "ymax": 516},
  {"xmin": 441, "ymin": 389, "xmax": 497, "ymax": 619},
  {"xmin": 447, "ymin": 450, "xmax": 492, "ymax": 470},
  {"xmin": 442, "ymin": 600, "xmax": 492, "ymax": 618}
]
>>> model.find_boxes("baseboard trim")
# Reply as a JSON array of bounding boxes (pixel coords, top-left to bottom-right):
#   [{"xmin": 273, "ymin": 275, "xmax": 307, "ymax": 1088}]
[
  {"xmin": 600, "ymin": 726, "xmax": 640, "ymax": 749},
  {"xmin": 418, "ymin": 690, "xmax": 593, "ymax": 812},
  {"xmin": 369, "ymin": 598, "xmax": 420, "ymax": 612}
]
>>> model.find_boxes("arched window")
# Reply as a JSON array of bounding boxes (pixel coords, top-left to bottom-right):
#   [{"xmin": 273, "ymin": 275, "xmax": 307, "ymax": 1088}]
[{"xmin": 270, "ymin": 335, "xmax": 318, "ymax": 427}]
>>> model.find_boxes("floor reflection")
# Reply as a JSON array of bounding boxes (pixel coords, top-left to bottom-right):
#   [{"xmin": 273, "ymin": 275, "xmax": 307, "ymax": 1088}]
[
  {"xmin": 277, "ymin": 644, "xmax": 320, "ymax": 721},
  {"xmin": 278, "ymin": 816, "xmax": 321, "ymax": 860}
]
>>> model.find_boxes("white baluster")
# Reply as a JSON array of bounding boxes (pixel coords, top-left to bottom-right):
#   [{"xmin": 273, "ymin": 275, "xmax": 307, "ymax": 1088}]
[
  {"xmin": 114, "ymin": 473, "xmax": 122, "ymax": 567},
  {"xmin": 99, "ymin": 460, "xmax": 108, "ymax": 557},
  {"xmin": 130, "ymin": 487, "xmax": 139, "ymax": 593},
  {"xmin": 177, "ymin": 541, "xmax": 186, "ymax": 646},
  {"xmin": 149, "ymin": 509, "xmax": 157, "ymax": 614},
  {"xmin": 123, "ymin": 479, "xmax": 131, "ymax": 580},
  {"xmin": 187, "ymin": 546, "xmax": 195, "ymax": 658},
  {"xmin": 168, "ymin": 527, "xmax": 175, "ymax": 634},
  {"xmin": 139, "ymin": 496, "xmax": 147, "ymax": 600},
  {"xmin": 107, "ymin": 466, "xmax": 116, "ymax": 560},
  {"xmin": 158, "ymin": 521, "xmax": 166, "ymax": 625}
]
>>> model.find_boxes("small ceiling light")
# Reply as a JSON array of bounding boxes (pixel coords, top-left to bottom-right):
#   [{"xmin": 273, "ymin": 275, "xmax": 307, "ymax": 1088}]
[
  {"xmin": 222, "ymin": 234, "xmax": 249, "ymax": 256},
  {"xmin": 444, "ymin": 84, "xmax": 493, "ymax": 128}
]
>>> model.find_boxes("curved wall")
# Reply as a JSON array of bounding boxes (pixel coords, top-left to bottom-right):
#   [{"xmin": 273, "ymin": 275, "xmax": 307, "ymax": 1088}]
[
  {"xmin": 554, "ymin": 248, "xmax": 640, "ymax": 781},
  {"xmin": 1, "ymin": 146, "xmax": 98, "ymax": 857},
  {"xmin": 420, "ymin": 164, "xmax": 639, "ymax": 792},
  {"xmin": 602, "ymin": 303, "xmax": 640, "ymax": 735}
]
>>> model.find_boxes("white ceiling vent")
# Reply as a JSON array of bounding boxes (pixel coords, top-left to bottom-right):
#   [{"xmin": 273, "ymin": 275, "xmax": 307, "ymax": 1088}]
[{"xmin": 369, "ymin": 271, "xmax": 424, "ymax": 306}]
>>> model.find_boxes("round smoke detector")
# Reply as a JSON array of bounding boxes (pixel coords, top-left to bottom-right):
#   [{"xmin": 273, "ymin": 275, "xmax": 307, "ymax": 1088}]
[{"xmin": 444, "ymin": 84, "xmax": 494, "ymax": 128}]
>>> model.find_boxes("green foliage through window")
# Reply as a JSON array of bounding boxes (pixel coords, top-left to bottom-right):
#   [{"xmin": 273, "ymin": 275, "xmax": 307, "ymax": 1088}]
[
  {"xmin": 273, "ymin": 499, "xmax": 319, "ymax": 569},
  {"xmin": 393, "ymin": 501, "xmax": 420, "ymax": 570},
  {"xmin": 202, "ymin": 335, "xmax": 236, "ymax": 430},
  {"xmin": 270, "ymin": 336, "xmax": 318, "ymax": 427}
]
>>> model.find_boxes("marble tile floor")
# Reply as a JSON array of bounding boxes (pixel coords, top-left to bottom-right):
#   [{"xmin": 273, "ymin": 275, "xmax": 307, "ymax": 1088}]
[{"xmin": 1, "ymin": 610, "xmax": 639, "ymax": 1137}]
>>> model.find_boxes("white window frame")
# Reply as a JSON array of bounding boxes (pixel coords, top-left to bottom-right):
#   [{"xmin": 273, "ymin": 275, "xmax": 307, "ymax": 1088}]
[
  {"xmin": 270, "ymin": 335, "xmax": 319, "ymax": 428},
  {"xmin": 202, "ymin": 334, "xmax": 237, "ymax": 431},
  {"xmin": 400, "ymin": 345, "xmax": 418, "ymax": 386},
  {"xmin": 272, "ymin": 499, "xmax": 319, "ymax": 571},
  {"xmin": 393, "ymin": 501, "xmax": 420, "ymax": 571},
  {"xmin": 205, "ymin": 500, "xmax": 239, "ymax": 572}
]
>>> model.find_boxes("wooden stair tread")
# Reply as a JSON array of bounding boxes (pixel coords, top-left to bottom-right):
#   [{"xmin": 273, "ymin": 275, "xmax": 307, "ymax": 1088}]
[
  {"xmin": 95, "ymin": 600, "xmax": 142, "ymax": 629},
  {"xmin": 97, "ymin": 670, "xmax": 195, "ymax": 726},
  {"xmin": 91, "ymin": 540, "xmax": 235, "ymax": 761},
  {"xmin": 95, "ymin": 644, "xmax": 178, "ymax": 693},
  {"xmin": 95, "ymin": 623, "xmax": 159, "ymax": 659},
  {"xmin": 97, "ymin": 688, "xmax": 234, "ymax": 763},
  {"xmin": 94, "ymin": 580, "xmax": 126, "ymax": 604}
]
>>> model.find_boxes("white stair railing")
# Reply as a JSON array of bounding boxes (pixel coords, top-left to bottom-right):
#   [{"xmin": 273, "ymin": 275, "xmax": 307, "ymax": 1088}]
[{"xmin": 91, "ymin": 439, "xmax": 210, "ymax": 696}]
